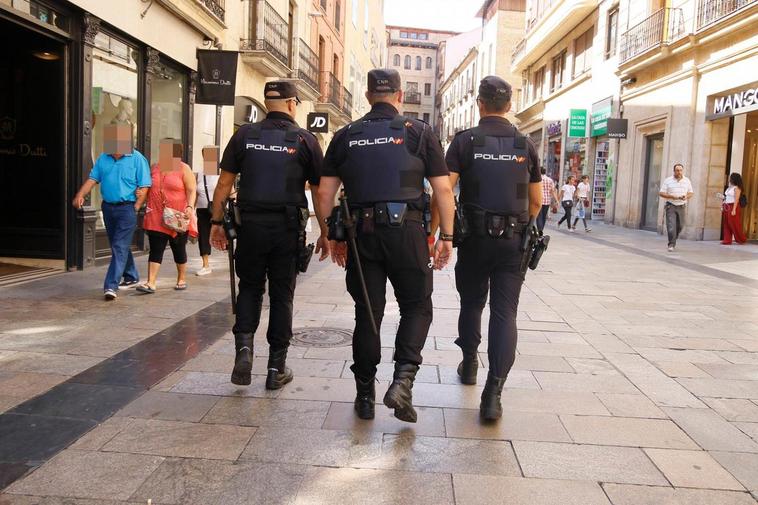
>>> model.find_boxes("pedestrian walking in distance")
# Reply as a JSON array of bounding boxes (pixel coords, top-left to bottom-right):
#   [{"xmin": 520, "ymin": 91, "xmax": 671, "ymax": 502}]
[
  {"xmin": 138, "ymin": 139, "xmax": 197, "ymax": 294},
  {"xmin": 536, "ymin": 167, "xmax": 558, "ymax": 233},
  {"xmin": 210, "ymin": 81, "xmax": 327, "ymax": 390},
  {"xmin": 317, "ymin": 68, "xmax": 456, "ymax": 423},
  {"xmin": 71, "ymin": 124, "xmax": 151, "ymax": 301},
  {"xmin": 573, "ymin": 174, "xmax": 592, "ymax": 232},
  {"xmin": 720, "ymin": 172, "xmax": 747, "ymax": 245},
  {"xmin": 659, "ymin": 163, "xmax": 693, "ymax": 251},
  {"xmin": 444, "ymin": 76, "xmax": 542, "ymax": 420},
  {"xmin": 195, "ymin": 146, "xmax": 222, "ymax": 276},
  {"xmin": 557, "ymin": 175, "xmax": 576, "ymax": 231}
]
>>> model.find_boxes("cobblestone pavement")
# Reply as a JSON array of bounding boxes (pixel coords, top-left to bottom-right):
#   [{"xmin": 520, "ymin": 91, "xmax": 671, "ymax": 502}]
[{"xmin": 1, "ymin": 222, "xmax": 758, "ymax": 504}]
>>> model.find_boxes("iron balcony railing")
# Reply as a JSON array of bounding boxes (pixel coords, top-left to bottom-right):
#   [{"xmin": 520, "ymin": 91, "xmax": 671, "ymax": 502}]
[
  {"xmin": 697, "ymin": 0, "xmax": 756, "ymax": 29},
  {"xmin": 511, "ymin": 37, "xmax": 526, "ymax": 64},
  {"xmin": 404, "ymin": 91, "xmax": 421, "ymax": 104},
  {"xmin": 525, "ymin": 0, "xmax": 558, "ymax": 33},
  {"xmin": 297, "ymin": 39, "xmax": 319, "ymax": 91},
  {"xmin": 199, "ymin": 0, "xmax": 225, "ymax": 21},
  {"xmin": 342, "ymin": 87, "xmax": 353, "ymax": 117},
  {"xmin": 619, "ymin": 8, "xmax": 685, "ymax": 64},
  {"xmin": 320, "ymin": 71, "xmax": 341, "ymax": 108},
  {"xmin": 240, "ymin": 1, "xmax": 290, "ymax": 68}
]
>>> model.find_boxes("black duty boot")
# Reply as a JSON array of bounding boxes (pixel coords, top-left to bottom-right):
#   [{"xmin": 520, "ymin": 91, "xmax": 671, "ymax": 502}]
[
  {"xmin": 265, "ymin": 347, "xmax": 293, "ymax": 390},
  {"xmin": 480, "ymin": 372, "xmax": 507, "ymax": 421},
  {"xmin": 231, "ymin": 333, "xmax": 253, "ymax": 386},
  {"xmin": 456, "ymin": 352, "xmax": 478, "ymax": 385},
  {"xmin": 354, "ymin": 376, "xmax": 376, "ymax": 420},
  {"xmin": 383, "ymin": 363, "xmax": 419, "ymax": 423}
]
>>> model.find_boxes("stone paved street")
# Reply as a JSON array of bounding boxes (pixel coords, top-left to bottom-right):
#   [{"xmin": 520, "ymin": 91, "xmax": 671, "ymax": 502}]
[{"xmin": 2, "ymin": 222, "xmax": 758, "ymax": 504}]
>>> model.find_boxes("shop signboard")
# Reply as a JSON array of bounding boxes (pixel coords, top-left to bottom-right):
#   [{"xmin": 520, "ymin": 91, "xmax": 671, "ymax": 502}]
[
  {"xmin": 547, "ymin": 121, "xmax": 562, "ymax": 137},
  {"xmin": 607, "ymin": 118, "xmax": 628, "ymax": 139},
  {"xmin": 591, "ymin": 97, "xmax": 612, "ymax": 137},
  {"xmin": 568, "ymin": 109, "xmax": 587, "ymax": 137},
  {"xmin": 307, "ymin": 112, "xmax": 329, "ymax": 133},
  {"xmin": 196, "ymin": 50, "xmax": 239, "ymax": 106},
  {"xmin": 707, "ymin": 83, "xmax": 758, "ymax": 119}
]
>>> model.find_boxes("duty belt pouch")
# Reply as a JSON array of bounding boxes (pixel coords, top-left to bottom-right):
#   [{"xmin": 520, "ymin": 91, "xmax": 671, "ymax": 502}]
[
  {"xmin": 386, "ymin": 202, "xmax": 408, "ymax": 226},
  {"xmin": 285, "ymin": 205, "xmax": 299, "ymax": 230},
  {"xmin": 374, "ymin": 205, "xmax": 389, "ymax": 226},
  {"xmin": 360, "ymin": 208, "xmax": 375, "ymax": 235},
  {"xmin": 297, "ymin": 238, "xmax": 314, "ymax": 273},
  {"xmin": 486, "ymin": 214, "xmax": 506, "ymax": 238},
  {"xmin": 327, "ymin": 206, "xmax": 346, "ymax": 241},
  {"xmin": 298, "ymin": 207, "xmax": 310, "ymax": 232}
]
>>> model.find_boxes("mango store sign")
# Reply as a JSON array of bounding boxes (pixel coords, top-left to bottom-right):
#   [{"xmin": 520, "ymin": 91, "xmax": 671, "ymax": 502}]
[{"xmin": 708, "ymin": 85, "xmax": 758, "ymax": 119}]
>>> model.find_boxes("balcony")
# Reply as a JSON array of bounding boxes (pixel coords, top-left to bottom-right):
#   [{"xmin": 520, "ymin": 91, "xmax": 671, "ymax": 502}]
[
  {"xmin": 292, "ymin": 39, "xmax": 320, "ymax": 102},
  {"xmin": 512, "ymin": 0, "xmax": 596, "ymax": 72},
  {"xmin": 198, "ymin": 0, "xmax": 224, "ymax": 21},
  {"xmin": 240, "ymin": 1, "xmax": 291, "ymax": 77},
  {"xmin": 696, "ymin": 0, "xmax": 757, "ymax": 29},
  {"xmin": 619, "ymin": 8, "xmax": 686, "ymax": 65},
  {"xmin": 404, "ymin": 91, "xmax": 421, "ymax": 104},
  {"xmin": 156, "ymin": 0, "xmax": 225, "ymax": 38},
  {"xmin": 342, "ymin": 87, "xmax": 353, "ymax": 118},
  {"xmin": 315, "ymin": 72, "xmax": 351, "ymax": 127}
]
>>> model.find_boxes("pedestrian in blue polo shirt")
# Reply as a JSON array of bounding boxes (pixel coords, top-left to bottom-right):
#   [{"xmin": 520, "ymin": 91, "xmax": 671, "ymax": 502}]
[{"xmin": 72, "ymin": 124, "xmax": 152, "ymax": 300}]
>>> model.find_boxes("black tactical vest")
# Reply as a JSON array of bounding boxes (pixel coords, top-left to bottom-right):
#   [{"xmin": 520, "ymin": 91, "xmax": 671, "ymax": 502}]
[
  {"xmin": 340, "ymin": 116, "xmax": 425, "ymax": 206},
  {"xmin": 459, "ymin": 127, "xmax": 531, "ymax": 221},
  {"xmin": 237, "ymin": 123, "xmax": 308, "ymax": 208}
]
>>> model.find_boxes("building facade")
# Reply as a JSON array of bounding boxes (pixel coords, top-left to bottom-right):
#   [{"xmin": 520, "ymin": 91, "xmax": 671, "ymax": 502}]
[
  {"xmin": 0, "ymin": 0, "xmax": 232, "ymax": 277},
  {"xmin": 512, "ymin": 0, "xmax": 621, "ymax": 222},
  {"xmin": 614, "ymin": 0, "xmax": 758, "ymax": 241},
  {"xmin": 386, "ymin": 26, "xmax": 455, "ymax": 125},
  {"xmin": 344, "ymin": 0, "xmax": 386, "ymax": 119},
  {"xmin": 439, "ymin": 47, "xmax": 479, "ymax": 151}
]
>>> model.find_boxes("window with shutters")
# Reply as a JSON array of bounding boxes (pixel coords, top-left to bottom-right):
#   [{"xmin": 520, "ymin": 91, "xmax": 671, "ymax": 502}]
[
  {"xmin": 426, "ymin": 56, "xmax": 432, "ymax": 69},
  {"xmin": 424, "ymin": 83, "xmax": 431, "ymax": 95},
  {"xmin": 550, "ymin": 50, "xmax": 566, "ymax": 92},
  {"xmin": 404, "ymin": 55, "xmax": 411, "ymax": 69},
  {"xmin": 415, "ymin": 56, "xmax": 422, "ymax": 70},
  {"xmin": 606, "ymin": 8, "xmax": 618, "ymax": 58},
  {"xmin": 393, "ymin": 54, "xmax": 400, "ymax": 66},
  {"xmin": 573, "ymin": 27, "xmax": 593, "ymax": 77}
]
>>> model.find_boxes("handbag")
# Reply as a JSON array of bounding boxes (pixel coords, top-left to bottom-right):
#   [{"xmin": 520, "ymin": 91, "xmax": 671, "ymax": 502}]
[
  {"xmin": 160, "ymin": 174, "xmax": 189, "ymax": 233},
  {"xmin": 583, "ymin": 199, "xmax": 590, "ymax": 208}
]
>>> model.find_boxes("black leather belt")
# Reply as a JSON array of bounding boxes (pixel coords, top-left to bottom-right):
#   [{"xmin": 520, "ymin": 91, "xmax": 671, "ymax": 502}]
[{"xmin": 103, "ymin": 201, "xmax": 136, "ymax": 206}]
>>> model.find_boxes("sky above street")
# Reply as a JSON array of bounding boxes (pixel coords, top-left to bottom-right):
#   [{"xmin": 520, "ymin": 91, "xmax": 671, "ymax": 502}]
[{"xmin": 384, "ymin": 0, "xmax": 482, "ymax": 32}]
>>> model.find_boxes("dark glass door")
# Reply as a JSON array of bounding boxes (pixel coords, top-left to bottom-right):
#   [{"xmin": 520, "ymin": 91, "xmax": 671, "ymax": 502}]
[
  {"xmin": 0, "ymin": 19, "xmax": 65, "ymax": 258},
  {"xmin": 642, "ymin": 133, "xmax": 664, "ymax": 231}
]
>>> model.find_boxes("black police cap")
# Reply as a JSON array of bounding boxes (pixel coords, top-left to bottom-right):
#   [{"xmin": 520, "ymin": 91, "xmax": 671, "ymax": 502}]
[
  {"xmin": 368, "ymin": 69, "xmax": 401, "ymax": 93},
  {"xmin": 478, "ymin": 75, "xmax": 512, "ymax": 101},
  {"xmin": 264, "ymin": 80, "xmax": 301, "ymax": 103}
]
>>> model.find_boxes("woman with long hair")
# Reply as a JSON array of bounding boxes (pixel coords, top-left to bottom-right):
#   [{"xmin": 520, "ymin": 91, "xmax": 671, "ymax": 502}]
[
  {"xmin": 722, "ymin": 172, "xmax": 747, "ymax": 245},
  {"xmin": 557, "ymin": 175, "xmax": 576, "ymax": 231}
]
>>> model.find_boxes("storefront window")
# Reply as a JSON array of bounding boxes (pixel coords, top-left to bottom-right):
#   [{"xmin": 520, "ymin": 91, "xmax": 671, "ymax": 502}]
[
  {"xmin": 565, "ymin": 138, "xmax": 587, "ymax": 181},
  {"xmin": 546, "ymin": 138, "xmax": 561, "ymax": 182},
  {"xmin": 150, "ymin": 64, "xmax": 186, "ymax": 162},
  {"xmin": 90, "ymin": 32, "xmax": 140, "ymax": 229}
]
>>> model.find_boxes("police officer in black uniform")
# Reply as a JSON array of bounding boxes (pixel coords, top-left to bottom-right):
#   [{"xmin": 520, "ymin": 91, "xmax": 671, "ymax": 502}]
[
  {"xmin": 210, "ymin": 81, "xmax": 327, "ymax": 390},
  {"xmin": 445, "ymin": 76, "xmax": 541, "ymax": 420},
  {"xmin": 316, "ymin": 69, "xmax": 455, "ymax": 423}
]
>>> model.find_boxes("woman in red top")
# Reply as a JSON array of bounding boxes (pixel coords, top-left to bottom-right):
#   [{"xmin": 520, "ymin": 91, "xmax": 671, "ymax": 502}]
[{"xmin": 137, "ymin": 140, "xmax": 197, "ymax": 293}]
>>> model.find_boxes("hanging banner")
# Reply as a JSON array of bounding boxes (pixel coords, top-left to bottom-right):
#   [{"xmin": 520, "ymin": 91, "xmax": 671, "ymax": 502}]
[
  {"xmin": 568, "ymin": 109, "xmax": 587, "ymax": 138},
  {"xmin": 196, "ymin": 49, "xmax": 239, "ymax": 106}
]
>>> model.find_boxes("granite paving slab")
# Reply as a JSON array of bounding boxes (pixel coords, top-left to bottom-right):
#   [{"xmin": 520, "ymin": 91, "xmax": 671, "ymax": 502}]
[
  {"xmin": 453, "ymin": 474, "xmax": 611, "ymax": 505},
  {"xmin": 169, "ymin": 371, "xmax": 277, "ymax": 398},
  {"xmin": 711, "ymin": 451, "xmax": 758, "ymax": 493},
  {"xmin": 559, "ymin": 415, "xmax": 699, "ymax": 449},
  {"xmin": 202, "ymin": 397, "xmax": 331, "ymax": 429},
  {"xmin": 595, "ymin": 393, "xmax": 668, "ymax": 419},
  {"xmin": 644, "ymin": 448, "xmax": 744, "ymax": 490},
  {"xmin": 663, "ymin": 407, "xmax": 758, "ymax": 452},
  {"xmin": 703, "ymin": 398, "xmax": 758, "ymax": 422},
  {"xmin": 443, "ymin": 408, "xmax": 571, "ymax": 442},
  {"xmin": 533, "ymin": 371, "xmax": 638, "ymax": 393},
  {"xmin": 115, "ymin": 391, "xmax": 219, "ymax": 422},
  {"xmin": 602, "ymin": 483, "xmax": 758, "ymax": 505},
  {"xmin": 322, "ymin": 401, "xmax": 445, "ymax": 436}
]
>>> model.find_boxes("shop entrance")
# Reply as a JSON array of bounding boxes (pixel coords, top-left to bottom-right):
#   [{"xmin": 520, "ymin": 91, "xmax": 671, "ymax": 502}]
[
  {"xmin": 641, "ymin": 133, "xmax": 664, "ymax": 231},
  {"xmin": 742, "ymin": 112, "xmax": 758, "ymax": 240},
  {"xmin": 0, "ymin": 19, "xmax": 66, "ymax": 261}
]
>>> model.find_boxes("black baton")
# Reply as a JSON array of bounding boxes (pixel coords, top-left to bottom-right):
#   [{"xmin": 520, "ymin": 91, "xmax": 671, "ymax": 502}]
[{"xmin": 340, "ymin": 195, "xmax": 378, "ymax": 336}]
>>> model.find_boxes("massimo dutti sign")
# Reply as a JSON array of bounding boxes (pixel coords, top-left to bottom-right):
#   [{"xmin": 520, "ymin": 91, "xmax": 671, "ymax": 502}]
[
  {"xmin": 196, "ymin": 50, "xmax": 239, "ymax": 106},
  {"xmin": 707, "ymin": 83, "xmax": 758, "ymax": 120}
]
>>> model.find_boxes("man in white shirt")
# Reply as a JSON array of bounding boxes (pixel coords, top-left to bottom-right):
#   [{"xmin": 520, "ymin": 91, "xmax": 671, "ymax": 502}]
[{"xmin": 659, "ymin": 163, "xmax": 694, "ymax": 252}]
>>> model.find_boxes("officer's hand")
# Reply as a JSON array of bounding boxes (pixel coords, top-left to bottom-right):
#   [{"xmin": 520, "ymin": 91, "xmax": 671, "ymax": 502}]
[
  {"xmin": 316, "ymin": 235, "xmax": 331, "ymax": 261},
  {"xmin": 433, "ymin": 239, "xmax": 453, "ymax": 270},
  {"xmin": 330, "ymin": 241, "xmax": 347, "ymax": 268},
  {"xmin": 72, "ymin": 195, "xmax": 84, "ymax": 209},
  {"xmin": 210, "ymin": 224, "xmax": 228, "ymax": 251}
]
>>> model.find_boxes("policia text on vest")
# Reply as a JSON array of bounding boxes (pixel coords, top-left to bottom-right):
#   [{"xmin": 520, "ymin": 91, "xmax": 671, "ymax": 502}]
[
  {"xmin": 316, "ymin": 69, "xmax": 456, "ymax": 425},
  {"xmin": 209, "ymin": 80, "xmax": 327, "ymax": 392}
]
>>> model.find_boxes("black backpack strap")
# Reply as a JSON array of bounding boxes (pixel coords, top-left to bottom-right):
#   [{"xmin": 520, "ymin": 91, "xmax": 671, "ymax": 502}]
[
  {"xmin": 284, "ymin": 126, "xmax": 300, "ymax": 143},
  {"xmin": 389, "ymin": 115, "xmax": 406, "ymax": 130},
  {"xmin": 247, "ymin": 123, "xmax": 263, "ymax": 140},
  {"xmin": 347, "ymin": 120, "xmax": 364, "ymax": 135}
]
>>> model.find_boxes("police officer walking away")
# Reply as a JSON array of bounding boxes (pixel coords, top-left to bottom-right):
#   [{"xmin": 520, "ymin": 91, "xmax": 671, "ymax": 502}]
[
  {"xmin": 445, "ymin": 76, "xmax": 541, "ymax": 420},
  {"xmin": 316, "ymin": 69, "xmax": 455, "ymax": 422},
  {"xmin": 210, "ymin": 81, "xmax": 327, "ymax": 389}
]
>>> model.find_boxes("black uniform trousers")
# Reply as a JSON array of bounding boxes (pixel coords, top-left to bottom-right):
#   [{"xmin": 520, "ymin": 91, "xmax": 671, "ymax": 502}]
[
  {"xmin": 233, "ymin": 212, "xmax": 299, "ymax": 352},
  {"xmin": 455, "ymin": 233, "xmax": 525, "ymax": 378},
  {"xmin": 347, "ymin": 218, "xmax": 433, "ymax": 380}
]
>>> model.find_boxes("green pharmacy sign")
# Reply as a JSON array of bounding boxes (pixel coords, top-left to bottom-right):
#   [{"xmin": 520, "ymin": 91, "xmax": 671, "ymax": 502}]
[
  {"xmin": 591, "ymin": 97, "xmax": 613, "ymax": 137},
  {"xmin": 568, "ymin": 109, "xmax": 587, "ymax": 137}
]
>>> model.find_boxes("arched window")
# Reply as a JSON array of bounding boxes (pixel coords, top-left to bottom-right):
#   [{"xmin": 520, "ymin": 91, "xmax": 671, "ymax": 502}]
[
  {"xmin": 404, "ymin": 55, "xmax": 411, "ymax": 69},
  {"xmin": 415, "ymin": 56, "xmax": 422, "ymax": 70},
  {"xmin": 426, "ymin": 56, "xmax": 432, "ymax": 69},
  {"xmin": 393, "ymin": 54, "xmax": 400, "ymax": 66}
]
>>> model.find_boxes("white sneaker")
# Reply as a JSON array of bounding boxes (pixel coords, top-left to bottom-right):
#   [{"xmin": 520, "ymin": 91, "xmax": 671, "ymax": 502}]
[
  {"xmin": 195, "ymin": 267, "xmax": 212, "ymax": 276},
  {"xmin": 570, "ymin": 227, "xmax": 575, "ymax": 232},
  {"xmin": 585, "ymin": 228, "xmax": 592, "ymax": 232},
  {"xmin": 104, "ymin": 289, "xmax": 117, "ymax": 301},
  {"xmin": 667, "ymin": 246, "xmax": 674, "ymax": 252}
]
